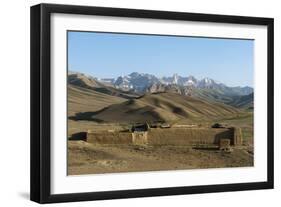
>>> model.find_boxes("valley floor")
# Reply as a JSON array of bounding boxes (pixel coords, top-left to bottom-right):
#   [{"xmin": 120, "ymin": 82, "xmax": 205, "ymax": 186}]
[{"xmin": 68, "ymin": 141, "xmax": 253, "ymax": 175}]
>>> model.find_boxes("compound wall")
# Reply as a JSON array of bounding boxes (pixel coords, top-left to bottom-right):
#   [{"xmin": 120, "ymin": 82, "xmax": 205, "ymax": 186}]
[
  {"xmin": 147, "ymin": 128, "xmax": 233, "ymax": 146},
  {"xmin": 87, "ymin": 130, "xmax": 132, "ymax": 145},
  {"xmin": 86, "ymin": 127, "xmax": 242, "ymax": 146}
]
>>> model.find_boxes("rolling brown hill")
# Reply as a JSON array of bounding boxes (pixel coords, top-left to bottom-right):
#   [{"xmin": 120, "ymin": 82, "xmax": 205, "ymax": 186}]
[
  {"xmin": 68, "ymin": 85, "xmax": 126, "ymax": 116},
  {"xmin": 72, "ymin": 92, "xmax": 241, "ymax": 123},
  {"xmin": 68, "ymin": 73, "xmax": 138, "ymax": 99}
]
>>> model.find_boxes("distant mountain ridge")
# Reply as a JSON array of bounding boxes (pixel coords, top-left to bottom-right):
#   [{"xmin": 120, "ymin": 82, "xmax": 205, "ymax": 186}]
[
  {"xmin": 68, "ymin": 72, "xmax": 139, "ymax": 99},
  {"xmin": 98, "ymin": 72, "xmax": 253, "ymax": 96},
  {"xmin": 68, "ymin": 71, "xmax": 254, "ymax": 108},
  {"xmin": 226, "ymin": 93, "xmax": 254, "ymax": 109}
]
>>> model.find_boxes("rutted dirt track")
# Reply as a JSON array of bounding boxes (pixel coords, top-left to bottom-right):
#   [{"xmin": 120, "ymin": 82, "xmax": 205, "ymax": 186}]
[{"xmin": 68, "ymin": 141, "xmax": 253, "ymax": 175}]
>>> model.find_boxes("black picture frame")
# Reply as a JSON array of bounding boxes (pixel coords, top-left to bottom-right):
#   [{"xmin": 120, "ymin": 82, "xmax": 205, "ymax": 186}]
[{"xmin": 30, "ymin": 3, "xmax": 274, "ymax": 204}]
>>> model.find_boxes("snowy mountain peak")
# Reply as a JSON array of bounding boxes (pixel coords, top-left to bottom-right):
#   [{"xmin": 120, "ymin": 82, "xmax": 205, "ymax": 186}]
[
  {"xmin": 111, "ymin": 72, "xmax": 252, "ymax": 95},
  {"xmin": 172, "ymin": 73, "xmax": 179, "ymax": 84}
]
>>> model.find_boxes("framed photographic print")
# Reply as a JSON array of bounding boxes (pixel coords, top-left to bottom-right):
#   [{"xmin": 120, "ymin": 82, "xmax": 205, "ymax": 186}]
[{"xmin": 30, "ymin": 3, "xmax": 274, "ymax": 203}]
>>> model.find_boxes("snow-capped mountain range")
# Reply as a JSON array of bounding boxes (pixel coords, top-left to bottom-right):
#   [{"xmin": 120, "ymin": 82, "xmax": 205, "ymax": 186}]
[
  {"xmin": 98, "ymin": 72, "xmax": 253, "ymax": 96},
  {"xmin": 68, "ymin": 71, "xmax": 254, "ymax": 108}
]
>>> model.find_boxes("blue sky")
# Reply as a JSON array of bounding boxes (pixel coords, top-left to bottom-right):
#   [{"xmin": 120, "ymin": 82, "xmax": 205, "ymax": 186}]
[{"xmin": 68, "ymin": 31, "xmax": 254, "ymax": 87}]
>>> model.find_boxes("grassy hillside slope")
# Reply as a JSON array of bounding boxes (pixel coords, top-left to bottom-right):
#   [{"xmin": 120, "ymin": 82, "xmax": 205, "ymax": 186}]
[
  {"xmin": 68, "ymin": 85, "xmax": 126, "ymax": 116},
  {"xmin": 81, "ymin": 92, "xmax": 241, "ymax": 123},
  {"xmin": 226, "ymin": 93, "xmax": 253, "ymax": 109}
]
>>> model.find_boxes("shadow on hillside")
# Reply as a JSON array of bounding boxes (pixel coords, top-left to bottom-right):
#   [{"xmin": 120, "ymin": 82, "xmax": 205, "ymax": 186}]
[
  {"xmin": 68, "ymin": 107, "xmax": 109, "ymax": 122},
  {"xmin": 68, "ymin": 132, "xmax": 87, "ymax": 141}
]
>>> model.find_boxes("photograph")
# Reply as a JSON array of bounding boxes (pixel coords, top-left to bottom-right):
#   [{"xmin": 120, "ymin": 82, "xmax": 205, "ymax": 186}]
[
  {"xmin": 29, "ymin": 3, "xmax": 274, "ymax": 203},
  {"xmin": 67, "ymin": 31, "xmax": 254, "ymax": 175}
]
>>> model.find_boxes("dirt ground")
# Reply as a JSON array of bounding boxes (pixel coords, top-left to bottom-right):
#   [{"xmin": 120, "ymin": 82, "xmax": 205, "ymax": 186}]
[{"xmin": 68, "ymin": 141, "xmax": 253, "ymax": 175}]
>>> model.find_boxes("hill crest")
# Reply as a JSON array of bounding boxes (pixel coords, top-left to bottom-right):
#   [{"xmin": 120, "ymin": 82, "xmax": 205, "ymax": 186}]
[{"xmin": 72, "ymin": 92, "xmax": 241, "ymax": 123}]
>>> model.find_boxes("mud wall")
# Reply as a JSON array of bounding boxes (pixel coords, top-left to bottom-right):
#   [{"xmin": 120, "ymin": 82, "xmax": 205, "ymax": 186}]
[
  {"xmin": 87, "ymin": 130, "xmax": 132, "ymax": 145},
  {"xmin": 233, "ymin": 127, "xmax": 243, "ymax": 145},
  {"xmin": 132, "ymin": 132, "xmax": 148, "ymax": 145},
  {"xmin": 87, "ymin": 128, "xmax": 242, "ymax": 146},
  {"xmin": 147, "ymin": 128, "xmax": 234, "ymax": 146}
]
